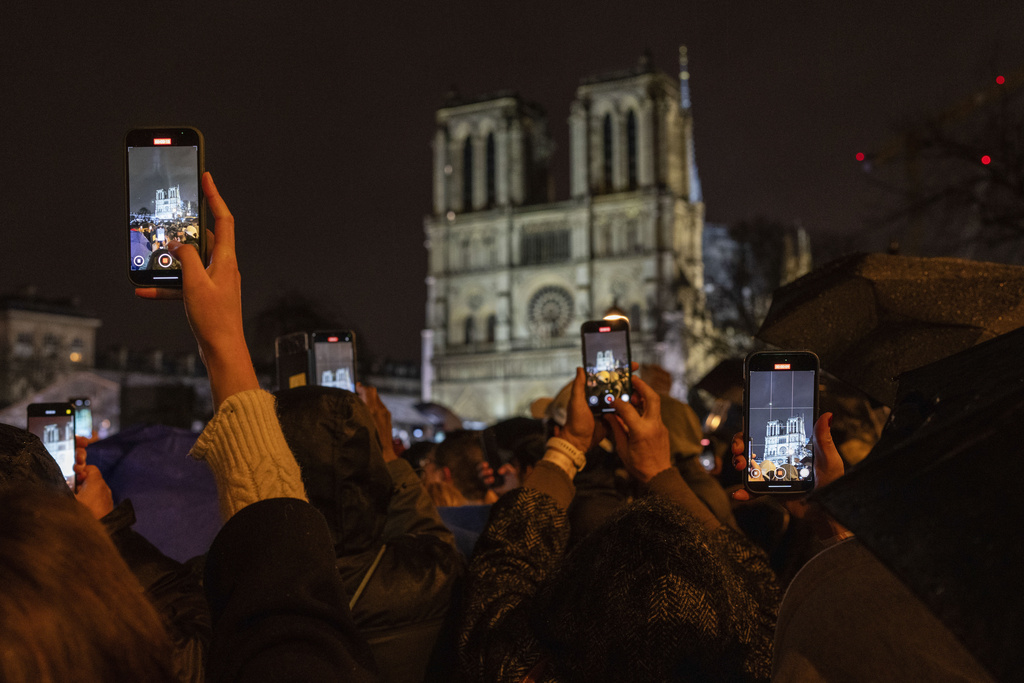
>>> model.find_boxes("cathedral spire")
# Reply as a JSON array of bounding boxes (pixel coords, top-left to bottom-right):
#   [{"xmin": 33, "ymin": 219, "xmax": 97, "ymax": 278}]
[
  {"xmin": 678, "ymin": 45, "xmax": 692, "ymax": 109},
  {"xmin": 679, "ymin": 45, "xmax": 702, "ymax": 202}
]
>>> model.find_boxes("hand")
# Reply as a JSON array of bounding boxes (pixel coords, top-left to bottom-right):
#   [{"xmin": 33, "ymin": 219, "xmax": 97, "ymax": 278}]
[
  {"xmin": 356, "ymin": 382, "xmax": 397, "ymax": 462},
  {"xmin": 554, "ymin": 367, "xmax": 596, "ymax": 453},
  {"xmin": 136, "ymin": 173, "xmax": 257, "ymax": 407},
  {"xmin": 731, "ymin": 413, "xmax": 848, "ymax": 526},
  {"xmin": 604, "ymin": 376, "xmax": 671, "ymax": 483},
  {"xmin": 72, "ymin": 437, "xmax": 113, "ymax": 519},
  {"xmin": 476, "ymin": 461, "xmax": 520, "ymax": 495}
]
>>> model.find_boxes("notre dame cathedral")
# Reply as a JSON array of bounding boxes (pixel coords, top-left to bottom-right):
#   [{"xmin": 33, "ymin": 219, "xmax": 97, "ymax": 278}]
[{"xmin": 422, "ymin": 49, "xmax": 721, "ymax": 424}]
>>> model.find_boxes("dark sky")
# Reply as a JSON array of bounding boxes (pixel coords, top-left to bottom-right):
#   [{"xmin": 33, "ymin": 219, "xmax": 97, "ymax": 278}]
[{"xmin": 3, "ymin": 1, "xmax": 1022, "ymax": 363}]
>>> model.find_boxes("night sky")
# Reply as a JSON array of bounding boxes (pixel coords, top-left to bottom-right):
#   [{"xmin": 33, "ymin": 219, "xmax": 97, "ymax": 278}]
[{"xmin": 4, "ymin": 1, "xmax": 1022, "ymax": 364}]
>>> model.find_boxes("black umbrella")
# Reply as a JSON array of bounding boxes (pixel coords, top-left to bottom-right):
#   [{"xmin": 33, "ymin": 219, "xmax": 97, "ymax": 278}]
[
  {"xmin": 812, "ymin": 326, "xmax": 1024, "ymax": 682},
  {"xmin": 757, "ymin": 252, "xmax": 1024, "ymax": 405}
]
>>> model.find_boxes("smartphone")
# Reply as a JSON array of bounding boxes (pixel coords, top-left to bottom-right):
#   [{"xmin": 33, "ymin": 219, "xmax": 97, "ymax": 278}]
[
  {"xmin": 744, "ymin": 351, "xmax": 819, "ymax": 494},
  {"xmin": 125, "ymin": 127, "xmax": 205, "ymax": 288},
  {"xmin": 311, "ymin": 330, "xmax": 357, "ymax": 392},
  {"xmin": 580, "ymin": 319, "xmax": 632, "ymax": 413},
  {"xmin": 69, "ymin": 397, "xmax": 93, "ymax": 440},
  {"xmin": 27, "ymin": 403, "xmax": 77, "ymax": 490},
  {"xmin": 275, "ymin": 331, "xmax": 312, "ymax": 391}
]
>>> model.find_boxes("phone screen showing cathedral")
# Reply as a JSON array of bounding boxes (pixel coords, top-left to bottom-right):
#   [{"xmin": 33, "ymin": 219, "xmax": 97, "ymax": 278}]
[
  {"xmin": 583, "ymin": 329, "xmax": 631, "ymax": 412},
  {"xmin": 28, "ymin": 415, "xmax": 76, "ymax": 489},
  {"xmin": 746, "ymin": 370, "xmax": 815, "ymax": 484},
  {"xmin": 314, "ymin": 340, "xmax": 356, "ymax": 392},
  {"xmin": 127, "ymin": 146, "xmax": 201, "ymax": 271}
]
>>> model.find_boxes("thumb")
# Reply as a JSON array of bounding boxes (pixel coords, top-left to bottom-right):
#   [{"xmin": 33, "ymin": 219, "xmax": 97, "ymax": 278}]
[
  {"xmin": 167, "ymin": 241, "xmax": 205, "ymax": 281},
  {"xmin": 812, "ymin": 413, "xmax": 844, "ymax": 488}
]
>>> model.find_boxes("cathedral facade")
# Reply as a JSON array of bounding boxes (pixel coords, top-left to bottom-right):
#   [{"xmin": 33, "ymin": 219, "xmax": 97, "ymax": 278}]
[{"xmin": 422, "ymin": 52, "xmax": 715, "ymax": 424}]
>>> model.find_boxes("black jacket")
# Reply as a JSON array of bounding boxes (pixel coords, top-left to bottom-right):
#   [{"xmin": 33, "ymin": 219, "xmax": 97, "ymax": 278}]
[{"xmin": 276, "ymin": 386, "xmax": 465, "ymax": 683}]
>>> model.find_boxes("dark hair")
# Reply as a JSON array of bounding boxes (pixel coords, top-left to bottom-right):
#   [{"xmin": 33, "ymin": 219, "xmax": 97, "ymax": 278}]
[
  {"xmin": 0, "ymin": 488, "xmax": 176, "ymax": 682},
  {"xmin": 434, "ymin": 430, "xmax": 489, "ymax": 502}
]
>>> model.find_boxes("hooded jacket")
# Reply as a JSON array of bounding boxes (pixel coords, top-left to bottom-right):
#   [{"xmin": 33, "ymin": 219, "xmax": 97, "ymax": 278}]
[{"xmin": 275, "ymin": 386, "xmax": 464, "ymax": 683}]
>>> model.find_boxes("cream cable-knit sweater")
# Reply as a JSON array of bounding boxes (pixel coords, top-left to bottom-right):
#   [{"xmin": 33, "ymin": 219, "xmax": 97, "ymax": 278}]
[{"xmin": 190, "ymin": 389, "xmax": 308, "ymax": 521}]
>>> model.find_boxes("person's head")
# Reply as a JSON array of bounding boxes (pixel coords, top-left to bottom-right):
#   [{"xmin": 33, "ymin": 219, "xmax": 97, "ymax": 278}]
[
  {"xmin": 0, "ymin": 487, "xmax": 176, "ymax": 683},
  {"xmin": 531, "ymin": 496, "xmax": 772, "ymax": 682},
  {"xmin": 275, "ymin": 386, "xmax": 393, "ymax": 556},
  {"xmin": 433, "ymin": 430, "xmax": 489, "ymax": 504}
]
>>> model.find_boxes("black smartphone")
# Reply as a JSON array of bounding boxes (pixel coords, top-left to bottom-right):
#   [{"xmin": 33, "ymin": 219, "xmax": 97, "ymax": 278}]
[
  {"xmin": 27, "ymin": 403, "xmax": 77, "ymax": 490},
  {"xmin": 744, "ymin": 351, "xmax": 819, "ymax": 494},
  {"xmin": 580, "ymin": 319, "xmax": 632, "ymax": 413},
  {"xmin": 125, "ymin": 127, "xmax": 205, "ymax": 288},
  {"xmin": 69, "ymin": 397, "xmax": 93, "ymax": 440},
  {"xmin": 275, "ymin": 331, "xmax": 312, "ymax": 391},
  {"xmin": 311, "ymin": 330, "xmax": 357, "ymax": 392}
]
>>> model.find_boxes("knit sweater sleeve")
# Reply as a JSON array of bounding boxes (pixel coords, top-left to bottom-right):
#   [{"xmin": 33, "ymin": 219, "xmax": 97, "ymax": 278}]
[{"xmin": 190, "ymin": 389, "xmax": 308, "ymax": 521}]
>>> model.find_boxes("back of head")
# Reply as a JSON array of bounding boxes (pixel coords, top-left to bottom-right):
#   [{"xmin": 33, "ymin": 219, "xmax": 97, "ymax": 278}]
[
  {"xmin": 275, "ymin": 386, "xmax": 393, "ymax": 556},
  {"xmin": 0, "ymin": 488, "xmax": 175, "ymax": 683},
  {"xmin": 0, "ymin": 424, "xmax": 73, "ymax": 496},
  {"xmin": 531, "ymin": 496, "xmax": 768, "ymax": 682},
  {"xmin": 434, "ymin": 430, "xmax": 489, "ymax": 503}
]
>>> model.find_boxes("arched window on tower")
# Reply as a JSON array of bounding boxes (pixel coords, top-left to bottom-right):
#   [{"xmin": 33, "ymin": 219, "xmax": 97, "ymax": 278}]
[
  {"xmin": 626, "ymin": 110, "xmax": 638, "ymax": 189},
  {"xmin": 486, "ymin": 133, "xmax": 497, "ymax": 207},
  {"xmin": 602, "ymin": 113, "xmax": 614, "ymax": 193},
  {"xmin": 464, "ymin": 316, "xmax": 476, "ymax": 345},
  {"xmin": 462, "ymin": 137, "xmax": 474, "ymax": 211},
  {"xmin": 486, "ymin": 314, "xmax": 497, "ymax": 343}
]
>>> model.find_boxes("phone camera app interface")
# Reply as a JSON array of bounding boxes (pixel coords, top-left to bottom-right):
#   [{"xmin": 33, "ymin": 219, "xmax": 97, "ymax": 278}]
[
  {"xmin": 314, "ymin": 339, "xmax": 355, "ymax": 393},
  {"xmin": 28, "ymin": 414, "xmax": 76, "ymax": 489},
  {"xmin": 127, "ymin": 145, "xmax": 200, "ymax": 272},
  {"xmin": 747, "ymin": 371, "xmax": 815, "ymax": 484},
  {"xmin": 584, "ymin": 329, "xmax": 630, "ymax": 411}
]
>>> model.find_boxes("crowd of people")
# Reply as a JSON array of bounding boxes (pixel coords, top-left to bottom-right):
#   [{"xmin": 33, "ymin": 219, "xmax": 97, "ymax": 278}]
[{"xmin": 0, "ymin": 172, "xmax": 998, "ymax": 682}]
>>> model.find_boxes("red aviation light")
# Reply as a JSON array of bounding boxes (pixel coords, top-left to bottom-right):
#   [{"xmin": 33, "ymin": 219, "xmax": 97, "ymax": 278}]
[{"xmin": 981, "ymin": 155, "xmax": 992, "ymax": 165}]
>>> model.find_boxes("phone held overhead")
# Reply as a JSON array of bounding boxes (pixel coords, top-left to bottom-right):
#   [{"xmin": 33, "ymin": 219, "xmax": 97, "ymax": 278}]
[
  {"xmin": 743, "ymin": 351, "xmax": 819, "ymax": 494},
  {"xmin": 125, "ymin": 127, "xmax": 205, "ymax": 288}
]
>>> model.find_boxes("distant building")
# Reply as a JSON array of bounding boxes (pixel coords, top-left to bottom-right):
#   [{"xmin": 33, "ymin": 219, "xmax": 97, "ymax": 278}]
[
  {"xmin": 155, "ymin": 186, "xmax": 186, "ymax": 220},
  {"xmin": 423, "ymin": 50, "xmax": 711, "ymax": 423},
  {"xmin": 763, "ymin": 414, "xmax": 809, "ymax": 467},
  {"xmin": 0, "ymin": 289, "xmax": 101, "ymax": 407}
]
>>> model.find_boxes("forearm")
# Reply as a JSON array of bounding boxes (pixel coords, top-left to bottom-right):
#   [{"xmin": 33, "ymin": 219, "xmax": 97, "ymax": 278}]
[
  {"xmin": 202, "ymin": 339, "xmax": 260, "ymax": 410},
  {"xmin": 191, "ymin": 389, "xmax": 307, "ymax": 521},
  {"xmin": 383, "ymin": 458, "xmax": 455, "ymax": 544}
]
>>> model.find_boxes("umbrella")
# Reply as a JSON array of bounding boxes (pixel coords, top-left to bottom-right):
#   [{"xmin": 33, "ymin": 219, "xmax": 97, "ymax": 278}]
[
  {"xmin": 693, "ymin": 358, "xmax": 745, "ymax": 404},
  {"xmin": 812, "ymin": 326, "xmax": 1024, "ymax": 682},
  {"xmin": 88, "ymin": 424, "xmax": 219, "ymax": 562},
  {"xmin": 756, "ymin": 252, "xmax": 1024, "ymax": 405},
  {"xmin": 129, "ymin": 229, "xmax": 151, "ymax": 269}
]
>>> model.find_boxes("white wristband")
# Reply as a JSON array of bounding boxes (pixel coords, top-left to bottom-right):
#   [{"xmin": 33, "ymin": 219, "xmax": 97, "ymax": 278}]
[{"xmin": 546, "ymin": 437, "xmax": 587, "ymax": 471}]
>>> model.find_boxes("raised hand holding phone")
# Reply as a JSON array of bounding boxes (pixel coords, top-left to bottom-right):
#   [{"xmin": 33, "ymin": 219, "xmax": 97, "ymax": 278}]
[{"xmin": 137, "ymin": 173, "xmax": 258, "ymax": 407}]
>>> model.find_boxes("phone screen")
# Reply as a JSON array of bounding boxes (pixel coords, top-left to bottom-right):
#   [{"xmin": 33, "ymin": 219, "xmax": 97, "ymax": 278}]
[
  {"xmin": 71, "ymin": 398, "xmax": 92, "ymax": 439},
  {"xmin": 27, "ymin": 405, "xmax": 77, "ymax": 490},
  {"xmin": 125, "ymin": 128, "xmax": 203, "ymax": 287},
  {"xmin": 312, "ymin": 332, "xmax": 356, "ymax": 392},
  {"xmin": 582, "ymin": 321, "xmax": 632, "ymax": 412},
  {"xmin": 746, "ymin": 367, "xmax": 816, "ymax": 492}
]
